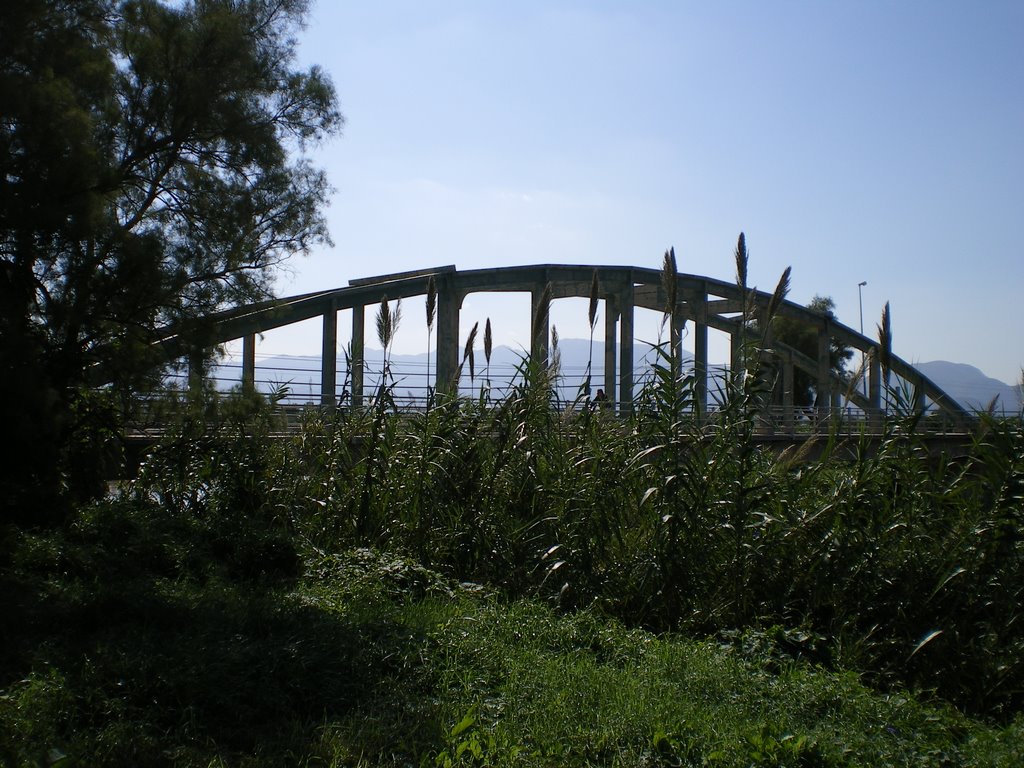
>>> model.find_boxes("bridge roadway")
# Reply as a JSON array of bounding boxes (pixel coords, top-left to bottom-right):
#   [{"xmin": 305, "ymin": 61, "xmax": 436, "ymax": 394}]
[{"xmin": 117, "ymin": 405, "xmax": 978, "ymax": 478}]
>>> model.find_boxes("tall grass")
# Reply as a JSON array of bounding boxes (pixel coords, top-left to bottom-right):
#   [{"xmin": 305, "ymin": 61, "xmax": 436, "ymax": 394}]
[{"xmin": 125, "ymin": 248, "xmax": 1024, "ymax": 718}]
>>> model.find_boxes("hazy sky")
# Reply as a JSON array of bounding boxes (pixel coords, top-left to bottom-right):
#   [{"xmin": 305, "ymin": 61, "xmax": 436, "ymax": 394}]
[{"xmin": 258, "ymin": 0, "xmax": 1023, "ymax": 384}]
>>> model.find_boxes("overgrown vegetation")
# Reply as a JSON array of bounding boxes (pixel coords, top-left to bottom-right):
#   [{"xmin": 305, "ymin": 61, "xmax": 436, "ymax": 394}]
[
  {"xmin": 3, "ymin": 524, "xmax": 1024, "ymax": 766},
  {"xmin": 7, "ymin": 1, "xmax": 1018, "ymax": 763},
  {"xmin": 0, "ymin": 0, "xmax": 340, "ymax": 518},
  {"xmin": 3, "ymin": 247, "xmax": 1023, "ymax": 764}
]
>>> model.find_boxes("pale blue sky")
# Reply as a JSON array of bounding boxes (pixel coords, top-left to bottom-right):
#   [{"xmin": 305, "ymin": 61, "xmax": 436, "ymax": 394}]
[{"xmin": 260, "ymin": 0, "xmax": 1023, "ymax": 384}]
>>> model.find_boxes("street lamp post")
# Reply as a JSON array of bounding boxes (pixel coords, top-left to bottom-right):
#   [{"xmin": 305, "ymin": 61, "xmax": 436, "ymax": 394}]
[{"xmin": 858, "ymin": 281, "xmax": 867, "ymax": 398}]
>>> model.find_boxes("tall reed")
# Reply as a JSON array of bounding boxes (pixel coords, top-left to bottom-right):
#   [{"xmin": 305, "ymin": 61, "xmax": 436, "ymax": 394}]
[{"xmin": 129, "ymin": 237, "xmax": 1024, "ymax": 716}]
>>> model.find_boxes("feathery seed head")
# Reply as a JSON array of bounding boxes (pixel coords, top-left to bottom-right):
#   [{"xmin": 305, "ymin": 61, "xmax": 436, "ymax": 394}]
[
  {"xmin": 425, "ymin": 275, "xmax": 437, "ymax": 331},
  {"xmin": 588, "ymin": 270, "xmax": 600, "ymax": 331},
  {"xmin": 735, "ymin": 232, "xmax": 749, "ymax": 290}
]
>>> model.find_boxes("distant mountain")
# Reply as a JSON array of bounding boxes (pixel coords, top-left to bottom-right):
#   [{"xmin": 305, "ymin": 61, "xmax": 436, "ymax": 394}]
[
  {"xmin": 917, "ymin": 361, "xmax": 1022, "ymax": 415},
  {"xmin": 210, "ymin": 338, "xmax": 699, "ymax": 404},
  {"xmin": 209, "ymin": 340, "xmax": 1021, "ymax": 415}
]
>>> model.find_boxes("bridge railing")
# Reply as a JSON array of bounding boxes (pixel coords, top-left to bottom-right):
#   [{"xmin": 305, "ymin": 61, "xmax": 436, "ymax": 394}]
[
  {"xmin": 126, "ymin": 358, "xmax": 1017, "ymax": 440},
  {"xmin": 123, "ymin": 388, "xmax": 1002, "ymax": 442}
]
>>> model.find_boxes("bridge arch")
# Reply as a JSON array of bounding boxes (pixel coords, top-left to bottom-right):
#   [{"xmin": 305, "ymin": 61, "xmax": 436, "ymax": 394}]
[{"xmin": 144, "ymin": 263, "xmax": 971, "ymax": 424}]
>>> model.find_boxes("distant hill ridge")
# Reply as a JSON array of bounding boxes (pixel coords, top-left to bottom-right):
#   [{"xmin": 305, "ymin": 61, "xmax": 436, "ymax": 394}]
[
  {"xmin": 916, "ymin": 361, "xmax": 1021, "ymax": 414},
  {"xmin": 211, "ymin": 339, "xmax": 1021, "ymax": 414}
]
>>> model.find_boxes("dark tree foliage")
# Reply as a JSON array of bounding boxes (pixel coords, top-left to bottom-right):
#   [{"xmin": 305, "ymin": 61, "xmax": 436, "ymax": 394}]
[
  {"xmin": 0, "ymin": 0, "xmax": 340, "ymax": 518},
  {"xmin": 771, "ymin": 295, "xmax": 854, "ymax": 407}
]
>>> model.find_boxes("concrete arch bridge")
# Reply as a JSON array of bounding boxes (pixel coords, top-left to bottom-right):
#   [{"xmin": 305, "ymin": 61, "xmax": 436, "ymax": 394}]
[{"xmin": 154, "ymin": 264, "xmax": 970, "ymax": 428}]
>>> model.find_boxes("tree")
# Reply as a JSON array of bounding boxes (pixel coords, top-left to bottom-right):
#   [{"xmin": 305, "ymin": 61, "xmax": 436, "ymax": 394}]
[
  {"xmin": 771, "ymin": 295, "xmax": 854, "ymax": 408},
  {"xmin": 0, "ymin": 0, "xmax": 341, "ymax": 516}
]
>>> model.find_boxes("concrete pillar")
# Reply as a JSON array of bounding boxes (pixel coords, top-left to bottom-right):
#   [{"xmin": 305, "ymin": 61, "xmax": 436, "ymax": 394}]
[
  {"xmin": 690, "ymin": 285, "xmax": 708, "ymax": 417},
  {"xmin": 351, "ymin": 305, "xmax": 365, "ymax": 407},
  {"xmin": 730, "ymin": 324, "xmax": 744, "ymax": 384},
  {"xmin": 869, "ymin": 352, "xmax": 881, "ymax": 423},
  {"xmin": 242, "ymin": 333, "xmax": 255, "ymax": 391},
  {"xmin": 757, "ymin": 307, "xmax": 776, "ymax": 426},
  {"xmin": 694, "ymin": 321, "xmax": 708, "ymax": 416},
  {"xmin": 435, "ymin": 279, "xmax": 461, "ymax": 394},
  {"xmin": 782, "ymin": 359, "xmax": 795, "ymax": 431},
  {"xmin": 912, "ymin": 380, "xmax": 926, "ymax": 414},
  {"xmin": 604, "ymin": 296, "xmax": 618, "ymax": 405},
  {"xmin": 619, "ymin": 280, "xmax": 634, "ymax": 415},
  {"xmin": 816, "ymin": 327, "xmax": 830, "ymax": 421},
  {"xmin": 531, "ymin": 284, "xmax": 550, "ymax": 367},
  {"xmin": 321, "ymin": 305, "xmax": 337, "ymax": 406},
  {"xmin": 187, "ymin": 347, "xmax": 204, "ymax": 393}
]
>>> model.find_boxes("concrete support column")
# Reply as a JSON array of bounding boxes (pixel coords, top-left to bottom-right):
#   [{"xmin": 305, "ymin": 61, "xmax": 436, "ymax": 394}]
[
  {"xmin": 242, "ymin": 333, "xmax": 256, "ymax": 392},
  {"xmin": 694, "ymin": 322, "xmax": 708, "ymax": 416},
  {"xmin": 531, "ymin": 283, "xmax": 550, "ymax": 367},
  {"xmin": 619, "ymin": 279, "xmax": 634, "ymax": 415},
  {"xmin": 782, "ymin": 359, "xmax": 795, "ymax": 431},
  {"xmin": 912, "ymin": 381, "xmax": 926, "ymax": 414},
  {"xmin": 758, "ymin": 307, "xmax": 776, "ymax": 426},
  {"xmin": 690, "ymin": 285, "xmax": 708, "ymax": 417},
  {"xmin": 321, "ymin": 305, "xmax": 337, "ymax": 406},
  {"xmin": 187, "ymin": 348, "xmax": 205, "ymax": 393},
  {"xmin": 435, "ymin": 280, "xmax": 461, "ymax": 394},
  {"xmin": 816, "ymin": 328, "xmax": 830, "ymax": 421},
  {"xmin": 604, "ymin": 296, "xmax": 618, "ymax": 405},
  {"xmin": 351, "ymin": 305, "xmax": 365, "ymax": 407},
  {"xmin": 869, "ymin": 351, "xmax": 882, "ymax": 423},
  {"xmin": 730, "ymin": 324, "xmax": 744, "ymax": 383}
]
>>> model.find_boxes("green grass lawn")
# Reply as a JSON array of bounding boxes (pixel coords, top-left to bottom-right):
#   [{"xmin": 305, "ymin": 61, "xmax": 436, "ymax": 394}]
[{"xmin": 2, "ymin": 512, "xmax": 1021, "ymax": 767}]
